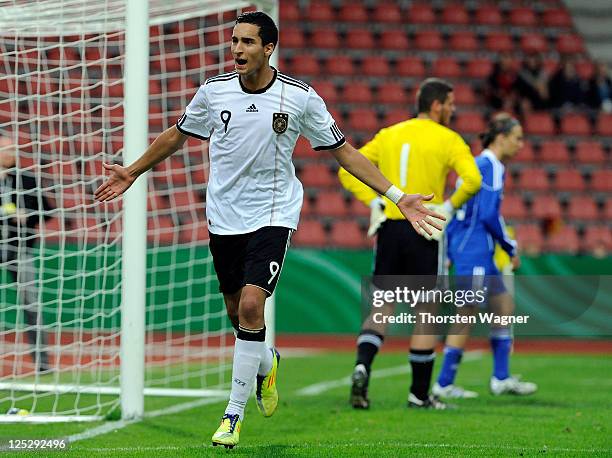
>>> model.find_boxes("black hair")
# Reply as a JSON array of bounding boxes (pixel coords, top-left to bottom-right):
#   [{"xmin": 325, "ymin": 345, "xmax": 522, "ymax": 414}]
[
  {"xmin": 235, "ymin": 11, "xmax": 278, "ymax": 48},
  {"xmin": 480, "ymin": 113, "xmax": 521, "ymax": 148},
  {"xmin": 416, "ymin": 78, "xmax": 454, "ymax": 113}
]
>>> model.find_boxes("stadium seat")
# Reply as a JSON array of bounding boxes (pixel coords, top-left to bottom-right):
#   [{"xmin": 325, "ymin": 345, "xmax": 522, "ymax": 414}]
[
  {"xmin": 324, "ymin": 55, "xmax": 354, "ymax": 76},
  {"xmin": 191, "ymin": 166, "xmax": 208, "ymax": 186},
  {"xmin": 373, "ymin": 3, "xmax": 402, "ymax": 24},
  {"xmin": 329, "ymin": 220, "xmax": 366, "ymax": 248},
  {"xmin": 377, "ymin": 82, "xmax": 408, "ymax": 106},
  {"xmin": 567, "ymin": 196, "xmax": 598, "ymax": 221},
  {"xmin": 148, "ymin": 216, "xmax": 176, "ymax": 245},
  {"xmin": 346, "ymin": 29, "xmax": 375, "ymax": 50},
  {"xmin": 485, "ymin": 32, "xmax": 514, "ymax": 52},
  {"xmin": 293, "ymin": 136, "xmax": 317, "ymax": 159},
  {"xmin": 515, "ymin": 224, "xmax": 543, "ymax": 254},
  {"xmin": 519, "ymin": 168, "xmax": 550, "ymax": 192},
  {"xmin": 431, "ymin": 57, "xmax": 462, "ymax": 78},
  {"xmin": 382, "ymin": 109, "xmax": 411, "ymax": 127},
  {"xmin": 311, "ymin": 80, "xmax": 338, "ymax": 104},
  {"xmin": 169, "ymin": 190, "xmax": 201, "ymax": 210},
  {"xmin": 542, "ymin": 8, "xmax": 573, "ymax": 27},
  {"xmin": 520, "ymin": 33, "xmax": 548, "ymax": 54},
  {"xmin": 179, "ymin": 218, "xmax": 209, "ymax": 243},
  {"xmin": 299, "ymin": 163, "xmax": 335, "ymax": 188},
  {"xmin": 280, "ymin": 2, "xmax": 300, "ymax": 22},
  {"xmin": 342, "ymin": 81, "xmax": 373, "ymax": 104},
  {"xmin": 396, "ymin": 56, "xmax": 426, "ymax": 77},
  {"xmin": 441, "ymin": 4, "xmax": 469, "ymax": 24},
  {"xmin": 291, "ymin": 54, "xmax": 320, "ymax": 76},
  {"xmin": 524, "ymin": 113, "xmax": 555, "ymax": 136},
  {"xmin": 509, "ymin": 7, "xmax": 537, "ymax": 27},
  {"xmin": 380, "ymin": 30, "xmax": 410, "ymax": 50},
  {"xmin": 280, "ymin": 28, "xmax": 304, "ymax": 48},
  {"xmin": 606, "ymin": 198, "xmax": 612, "ymax": 220},
  {"xmin": 560, "ymin": 113, "xmax": 591, "ymax": 136},
  {"xmin": 514, "ymin": 140, "xmax": 535, "ymax": 162},
  {"xmin": 575, "ymin": 141, "xmax": 606, "ymax": 164},
  {"xmin": 452, "ymin": 84, "xmax": 476, "ymax": 105},
  {"xmin": 539, "ymin": 140, "xmax": 571, "ymax": 163},
  {"xmin": 314, "ymin": 191, "xmax": 348, "ymax": 217},
  {"xmin": 575, "ymin": 60, "xmax": 595, "ymax": 80},
  {"xmin": 292, "ymin": 219, "xmax": 327, "ymax": 247},
  {"xmin": 450, "ymin": 31, "xmax": 478, "ymax": 52},
  {"xmin": 501, "ymin": 194, "xmax": 527, "ymax": 219},
  {"xmin": 466, "ymin": 58, "xmax": 494, "ymax": 79},
  {"xmin": 148, "ymin": 195, "xmax": 170, "ymax": 212},
  {"xmin": 553, "ymin": 169, "xmax": 585, "ymax": 191},
  {"xmin": 154, "ymin": 158, "xmax": 188, "ymax": 187},
  {"xmin": 362, "ymin": 56, "xmax": 391, "ymax": 77},
  {"xmin": 349, "ymin": 197, "xmax": 371, "ymax": 218},
  {"xmin": 583, "ymin": 226, "xmax": 612, "ymax": 252},
  {"xmin": 474, "ymin": 4, "xmax": 503, "ymax": 25},
  {"xmin": 545, "ymin": 226, "xmax": 579, "ymax": 253},
  {"xmin": 414, "ymin": 30, "xmax": 444, "ymax": 51},
  {"xmin": 301, "ymin": 197, "xmax": 314, "ymax": 217},
  {"xmin": 348, "ymin": 108, "xmax": 379, "ymax": 133},
  {"xmin": 557, "ymin": 34, "xmax": 585, "ymax": 54},
  {"xmin": 454, "ymin": 111, "xmax": 485, "ymax": 134},
  {"xmin": 407, "ymin": 3, "xmax": 436, "ymax": 24},
  {"xmin": 311, "ymin": 27, "xmax": 340, "ymax": 49},
  {"xmin": 590, "ymin": 170, "xmax": 612, "ymax": 192},
  {"xmin": 339, "ymin": 4, "xmax": 368, "ymax": 23},
  {"xmin": 306, "ymin": 1, "xmax": 334, "ymax": 22},
  {"xmin": 595, "ymin": 113, "xmax": 612, "ymax": 136},
  {"xmin": 531, "ymin": 194, "xmax": 562, "ymax": 219}
]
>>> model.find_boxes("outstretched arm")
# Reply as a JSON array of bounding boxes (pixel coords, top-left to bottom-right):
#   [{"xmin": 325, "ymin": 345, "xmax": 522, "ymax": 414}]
[
  {"xmin": 94, "ymin": 126, "xmax": 188, "ymax": 202},
  {"xmin": 330, "ymin": 142, "xmax": 446, "ymax": 236}
]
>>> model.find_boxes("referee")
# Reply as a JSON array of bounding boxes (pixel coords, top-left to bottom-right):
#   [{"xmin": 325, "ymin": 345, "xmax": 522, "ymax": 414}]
[
  {"xmin": 94, "ymin": 12, "xmax": 445, "ymax": 448},
  {"xmin": 339, "ymin": 78, "xmax": 482, "ymax": 409}
]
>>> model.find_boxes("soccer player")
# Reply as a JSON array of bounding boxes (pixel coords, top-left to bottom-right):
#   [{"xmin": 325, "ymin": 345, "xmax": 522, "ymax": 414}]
[
  {"xmin": 339, "ymin": 78, "xmax": 482, "ymax": 410},
  {"xmin": 94, "ymin": 12, "xmax": 445, "ymax": 448},
  {"xmin": 433, "ymin": 114, "xmax": 537, "ymax": 398},
  {"xmin": 0, "ymin": 133, "xmax": 53, "ymax": 373}
]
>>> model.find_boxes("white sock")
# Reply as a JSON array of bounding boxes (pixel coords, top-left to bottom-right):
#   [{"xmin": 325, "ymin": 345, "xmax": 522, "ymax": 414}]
[
  {"xmin": 224, "ymin": 337, "xmax": 264, "ymax": 418},
  {"xmin": 258, "ymin": 346, "xmax": 274, "ymax": 376}
]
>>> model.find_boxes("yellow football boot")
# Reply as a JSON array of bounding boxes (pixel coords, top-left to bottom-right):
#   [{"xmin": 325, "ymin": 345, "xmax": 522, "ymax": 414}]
[
  {"xmin": 256, "ymin": 348, "xmax": 280, "ymax": 417},
  {"xmin": 211, "ymin": 413, "xmax": 241, "ymax": 449}
]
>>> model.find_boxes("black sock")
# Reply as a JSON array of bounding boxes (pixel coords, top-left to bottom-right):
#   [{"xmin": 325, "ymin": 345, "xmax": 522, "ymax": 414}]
[
  {"xmin": 355, "ymin": 330, "xmax": 384, "ymax": 374},
  {"xmin": 409, "ymin": 348, "xmax": 435, "ymax": 401}
]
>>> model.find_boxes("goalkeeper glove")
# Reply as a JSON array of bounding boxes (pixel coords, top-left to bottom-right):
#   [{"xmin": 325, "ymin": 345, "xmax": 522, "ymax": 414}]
[
  {"xmin": 367, "ymin": 197, "xmax": 387, "ymax": 237},
  {"xmin": 422, "ymin": 200, "xmax": 454, "ymax": 241}
]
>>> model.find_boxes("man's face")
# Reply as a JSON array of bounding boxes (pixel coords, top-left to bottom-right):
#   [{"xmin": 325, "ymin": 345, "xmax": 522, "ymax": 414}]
[
  {"xmin": 438, "ymin": 92, "xmax": 456, "ymax": 127},
  {"xmin": 501, "ymin": 125, "xmax": 524, "ymax": 161},
  {"xmin": 231, "ymin": 23, "xmax": 273, "ymax": 76},
  {"xmin": 0, "ymin": 138, "xmax": 16, "ymax": 169}
]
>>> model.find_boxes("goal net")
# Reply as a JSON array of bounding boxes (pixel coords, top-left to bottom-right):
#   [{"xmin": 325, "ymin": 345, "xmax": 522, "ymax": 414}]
[{"xmin": 0, "ymin": 0, "xmax": 274, "ymax": 422}]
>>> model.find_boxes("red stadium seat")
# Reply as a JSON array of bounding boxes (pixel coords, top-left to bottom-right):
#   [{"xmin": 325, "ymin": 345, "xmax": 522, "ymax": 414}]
[
  {"xmin": 583, "ymin": 226, "xmax": 612, "ymax": 251},
  {"xmin": 557, "ymin": 34, "xmax": 585, "ymax": 54},
  {"xmin": 453, "ymin": 84, "xmax": 476, "ymax": 105},
  {"xmin": 300, "ymin": 163, "xmax": 335, "ymax": 188},
  {"xmin": 380, "ymin": 30, "xmax": 409, "ymax": 50},
  {"xmin": 348, "ymin": 108, "xmax": 379, "ymax": 133},
  {"xmin": 396, "ymin": 56, "xmax": 425, "ymax": 77},
  {"xmin": 377, "ymin": 82, "xmax": 408, "ymax": 106},
  {"xmin": 362, "ymin": 56, "xmax": 391, "ymax": 77},
  {"xmin": 520, "ymin": 33, "xmax": 548, "ymax": 54},
  {"xmin": 454, "ymin": 111, "xmax": 485, "ymax": 134},
  {"xmin": 280, "ymin": 28, "xmax": 304, "ymax": 48},
  {"xmin": 148, "ymin": 216, "xmax": 176, "ymax": 245},
  {"xmin": 291, "ymin": 54, "xmax": 320, "ymax": 76},
  {"xmin": 474, "ymin": 5, "xmax": 503, "ymax": 25},
  {"xmin": 330, "ymin": 220, "xmax": 366, "ymax": 248},
  {"xmin": 514, "ymin": 140, "xmax": 535, "ymax": 162},
  {"xmin": 501, "ymin": 194, "xmax": 527, "ymax": 219},
  {"xmin": 293, "ymin": 136, "xmax": 317, "ymax": 159},
  {"xmin": 301, "ymin": 197, "xmax": 314, "ymax": 217},
  {"xmin": 524, "ymin": 113, "xmax": 555, "ymax": 136},
  {"xmin": 595, "ymin": 113, "xmax": 612, "ymax": 136},
  {"xmin": 590, "ymin": 170, "xmax": 612, "ymax": 192},
  {"xmin": 531, "ymin": 194, "xmax": 561, "ymax": 219},
  {"xmin": 407, "ymin": 3, "xmax": 436, "ymax": 24},
  {"xmin": 542, "ymin": 8, "xmax": 573, "ymax": 27},
  {"xmin": 441, "ymin": 4, "xmax": 469, "ymax": 24},
  {"xmin": 431, "ymin": 57, "xmax": 462, "ymax": 78},
  {"xmin": 485, "ymin": 32, "xmax": 514, "ymax": 52},
  {"xmin": 346, "ymin": 29, "xmax": 375, "ymax": 49},
  {"xmin": 324, "ymin": 55, "xmax": 354, "ymax": 76},
  {"xmin": 450, "ymin": 31, "xmax": 478, "ymax": 51},
  {"xmin": 314, "ymin": 191, "xmax": 348, "ymax": 217},
  {"xmin": 311, "ymin": 28, "xmax": 340, "ymax": 49},
  {"xmin": 553, "ymin": 169, "xmax": 585, "ymax": 192},
  {"xmin": 606, "ymin": 199, "xmax": 612, "ymax": 220},
  {"xmin": 373, "ymin": 3, "xmax": 402, "ymax": 24},
  {"xmin": 567, "ymin": 196, "xmax": 598, "ymax": 221},
  {"xmin": 414, "ymin": 30, "xmax": 444, "ymax": 51},
  {"xmin": 466, "ymin": 58, "xmax": 494, "ymax": 79},
  {"xmin": 515, "ymin": 224, "xmax": 543, "ymax": 254},
  {"xmin": 293, "ymin": 219, "xmax": 327, "ymax": 247},
  {"xmin": 169, "ymin": 190, "xmax": 201, "ymax": 210},
  {"xmin": 306, "ymin": 1, "xmax": 334, "ymax": 22},
  {"xmin": 339, "ymin": 4, "xmax": 368, "ymax": 23},
  {"xmin": 342, "ymin": 82, "xmax": 373, "ymax": 104},
  {"xmin": 349, "ymin": 197, "xmax": 371, "ymax": 218},
  {"xmin": 382, "ymin": 109, "xmax": 411, "ymax": 127},
  {"xmin": 560, "ymin": 113, "xmax": 591, "ymax": 136},
  {"xmin": 539, "ymin": 140, "xmax": 570, "ymax": 163},
  {"xmin": 575, "ymin": 141, "xmax": 606, "ymax": 164},
  {"xmin": 191, "ymin": 166, "xmax": 208, "ymax": 186},
  {"xmin": 509, "ymin": 7, "xmax": 537, "ymax": 27},
  {"xmin": 545, "ymin": 226, "xmax": 579, "ymax": 253},
  {"xmin": 575, "ymin": 60, "xmax": 595, "ymax": 80},
  {"xmin": 311, "ymin": 80, "xmax": 338, "ymax": 104},
  {"xmin": 280, "ymin": 2, "xmax": 300, "ymax": 22},
  {"xmin": 519, "ymin": 168, "xmax": 550, "ymax": 192}
]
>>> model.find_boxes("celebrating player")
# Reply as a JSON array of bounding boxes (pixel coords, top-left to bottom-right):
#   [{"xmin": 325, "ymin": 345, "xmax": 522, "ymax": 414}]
[
  {"xmin": 339, "ymin": 78, "xmax": 482, "ymax": 410},
  {"xmin": 433, "ymin": 114, "xmax": 537, "ymax": 399},
  {"xmin": 94, "ymin": 12, "xmax": 445, "ymax": 448}
]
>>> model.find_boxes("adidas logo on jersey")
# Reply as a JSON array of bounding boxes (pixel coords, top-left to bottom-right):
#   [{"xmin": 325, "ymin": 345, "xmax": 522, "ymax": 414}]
[{"xmin": 246, "ymin": 104, "xmax": 258, "ymax": 112}]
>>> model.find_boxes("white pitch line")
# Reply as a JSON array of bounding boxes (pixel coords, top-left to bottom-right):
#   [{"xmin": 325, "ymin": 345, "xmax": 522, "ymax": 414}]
[{"xmin": 296, "ymin": 351, "xmax": 484, "ymax": 397}]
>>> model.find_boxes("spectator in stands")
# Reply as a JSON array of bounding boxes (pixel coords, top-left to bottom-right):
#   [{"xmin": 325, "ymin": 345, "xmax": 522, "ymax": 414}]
[
  {"xmin": 0, "ymin": 133, "xmax": 53, "ymax": 373},
  {"xmin": 586, "ymin": 61, "xmax": 612, "ymax": 113},
  {"xmin": 516, "ymin": 53, "xmax": 549, "ymax": 112},
  {"xmin": 486, "ymin": 52, "xmax": 518, "ymax": 112},
  {"xmin": 548, "ymin": 57, "xmax": 586, "ymax": 109}
]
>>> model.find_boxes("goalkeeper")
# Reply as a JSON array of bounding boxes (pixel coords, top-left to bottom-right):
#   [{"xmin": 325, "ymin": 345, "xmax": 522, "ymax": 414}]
[{"xmin": 339, "ymin": 78, "xmax": 481, "ymax": 409}]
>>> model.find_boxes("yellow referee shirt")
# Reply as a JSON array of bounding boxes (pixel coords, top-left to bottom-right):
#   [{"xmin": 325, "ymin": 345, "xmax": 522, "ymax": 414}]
[{"xmin": 338, "ymin": 118, "xmax": 482, "ymax": 220}]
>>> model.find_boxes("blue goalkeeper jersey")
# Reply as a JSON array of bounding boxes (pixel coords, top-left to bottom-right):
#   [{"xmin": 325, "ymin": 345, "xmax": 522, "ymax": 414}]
[{"xmin": 447, "ymin": 149, "xmax": 517, "ymax": 267}]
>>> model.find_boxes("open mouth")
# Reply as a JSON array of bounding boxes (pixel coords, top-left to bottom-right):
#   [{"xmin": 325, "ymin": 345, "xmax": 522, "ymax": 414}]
[{"xmin": 235, "ymin": 58, "xmax": 247, "ymax": 66}]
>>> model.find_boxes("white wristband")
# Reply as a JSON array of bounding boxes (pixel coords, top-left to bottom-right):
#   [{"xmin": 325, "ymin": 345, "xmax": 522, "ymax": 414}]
[{"xmin": 384, "ymin": 185, "xmax": 404, "ymax": 205}]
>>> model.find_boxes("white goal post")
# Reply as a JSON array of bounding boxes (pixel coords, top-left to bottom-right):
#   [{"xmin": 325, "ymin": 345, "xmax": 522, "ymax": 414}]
[{"xmin": 0, "ymin": 0, "xmax": 278, "ymax": 423}]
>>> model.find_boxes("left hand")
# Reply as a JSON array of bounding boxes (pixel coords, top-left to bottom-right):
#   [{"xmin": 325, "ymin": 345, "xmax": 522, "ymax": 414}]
[{"xmin": 396, "ymin": 193, "xmax": 446, "ymax": 237}]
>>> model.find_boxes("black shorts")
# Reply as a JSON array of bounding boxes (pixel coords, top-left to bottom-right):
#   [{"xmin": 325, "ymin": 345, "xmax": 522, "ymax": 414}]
[{"xmin": 209, "ymin": 226, "xmax": 293, "ymax": 296}]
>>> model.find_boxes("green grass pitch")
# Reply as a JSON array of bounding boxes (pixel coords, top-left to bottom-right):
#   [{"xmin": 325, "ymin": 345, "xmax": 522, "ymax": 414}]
[{"xmin": 1, "ymin": 351, "xmax": 610, "ymax": 457}]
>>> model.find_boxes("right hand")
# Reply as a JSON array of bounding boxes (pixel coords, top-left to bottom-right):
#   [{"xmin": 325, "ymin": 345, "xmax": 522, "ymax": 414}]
[{"xmin": 94, "ymin": 163, "xmax": 135, "ymax": 202}]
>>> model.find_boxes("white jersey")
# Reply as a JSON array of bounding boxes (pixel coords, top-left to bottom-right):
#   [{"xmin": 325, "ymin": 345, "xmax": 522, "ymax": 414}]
[{"xmin": 176, "ymin": 69, "xmax": 345, "ymax": 235}]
